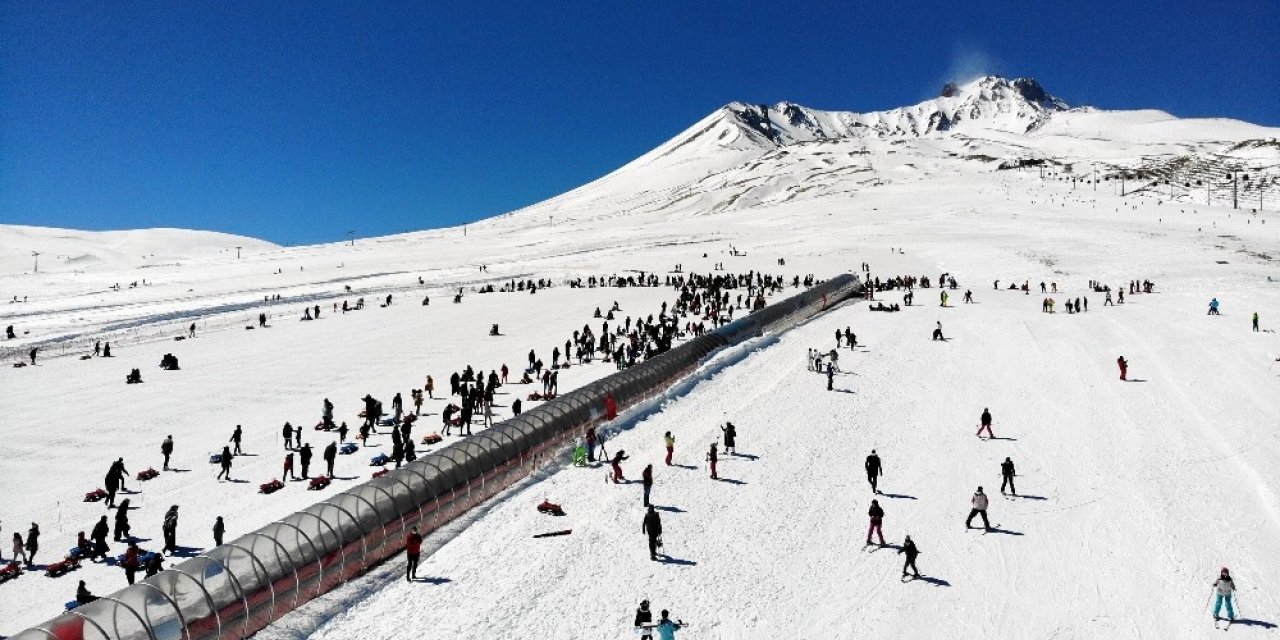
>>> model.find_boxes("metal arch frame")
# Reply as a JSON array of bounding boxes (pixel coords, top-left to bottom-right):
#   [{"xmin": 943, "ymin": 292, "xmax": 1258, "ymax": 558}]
[
  {"xmin": 241, "ymin": 531, "xmax": 300, "ymax": 611},
  {"xmin": 385, "ymin": 467, "xmax": 430, "ymax": 531},
  {"xmin": 269, "ymin": 520, "xmax": 323, "ymax": 599},
  {"xmin": 191, "ymin": 553, "xmax": 250, "ymax": 639},
  {"xmin": 96, "ymin": 595, "xmax": 159, "ymax": 640},
  {"xmin": 26, "ymin": 627, "xmax": 61, "ymax": 640},
  {"xmin": 313, "ymin": 501, "xmax": 368, "ymax": 568},
  {"xmin": 156, "ymin": 569, "xmax": 221, "ymax": 640},
  {"xmin": 348, "ymin": 484, "xmax": 398, "ymax": 541},
  {"xmin": 223, "ymin": 542, "xmax": 277, "ymax": 627},
  {"xmin": 288, "ymin": 511, "xmax": 345, "ymax": 589},
  {"xmin": 471, "ymin": 431, "xmax": 513, "ymax": 480},
  {"xmin": 132, "ymin": 581, "xmax": 190, "ymax": 640},
  {"xmin": 417, "ymin": 458, "xmax": 454, "ymax": 521},
  {"xmin": 65, "ymin": 610, "xmax": 112, "ymax": 640}
]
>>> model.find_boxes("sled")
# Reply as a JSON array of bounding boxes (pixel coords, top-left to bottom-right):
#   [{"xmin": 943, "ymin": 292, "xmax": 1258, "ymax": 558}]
[
  {"xmin": 45, "ymin": 555, "xmax": 81, "ymax": 577},
  {"xmin": 372, "ymin": 468, "xmax": 389, "ymax": 479},
  {"xmin": 339, "ymin": 442, "xmax": 359, "ymax": 455},
  {"xmin": 537, "ymin": 500, "xmax": 566, "ymax": 516},
  {"xmin": 84, "ymin": 488, "xmax": 108, "ymax": 503},
  {"xmin": 259, "ymin": 479, "xmax": 285, "ymax": 494},
  {"xmin": 0, "ymin": 562, "xmax": 21, "ymax": 583},
  {"xmin": 209, "ymin": 453, "xmax": 223, "ymax": 464},
  {"xmin": 65, "ymin": 601, "xmax": 81, "ymax": 611},
  {"xmin": 370, "ymin": 453, "xmax": 391, "ymax": 466},
  {"xmin": 137, "ymin": 468, "xmax": 160, "ymax": 481},
  {"xmin": 422, "ymin": 433, "xmax": 443, "ymax": 445},
  {"xmin": 307, "ymin": 475, "xmax": 331, "ymax": 490},
  {"xmin": 532, "ymin": 529, "xmax": 572, "ymax": 538}
]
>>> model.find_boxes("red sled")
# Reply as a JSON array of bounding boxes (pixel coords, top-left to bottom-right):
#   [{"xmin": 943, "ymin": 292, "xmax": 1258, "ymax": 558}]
[
  {"xmin": 372, "ymin": 469, "xmax": 389, "ymax": 479},
  {"xmin": 137, "ymin": 468, "xmax": 160, "ymax": 481},
  {"xmin": 537, "ymin": 500, "xmax": 566, "ymax": 516},
  {"xmin": 422, "ymin": 433, "xmax": 443, "ymax": 445},
  {"xmin": 259, "ymin": 479, "xmax": 285, "ymax": 494},
  {"xmin": 45, "ymin": 555, "xmax": 81, "ymax": 577},
  {"xmin": 307, "ymin": 475, "xmax": 331, "ymax": 490},
  {"xmin": 0, "ymin": 562, "xmax": 21, "ymax": 583},
  {"xmin": 84, "ymin": 488, "xmax": 108, "ymax": 502}
]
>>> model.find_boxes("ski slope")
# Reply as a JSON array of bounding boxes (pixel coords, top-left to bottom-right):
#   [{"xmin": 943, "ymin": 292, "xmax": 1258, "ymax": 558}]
[{"xmin": 3, "ymin": 76, "xmax": 1280, "ymax": 638}]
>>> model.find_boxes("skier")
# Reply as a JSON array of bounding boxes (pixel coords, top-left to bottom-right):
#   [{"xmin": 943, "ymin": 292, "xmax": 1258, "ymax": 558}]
[
  {"xmin": 160, "ymin": 435, "xmax": 174, "ymax": 471},
  {"xmin": 977, "ymin": 408, "xmax": 994, "ymax": 439},
  {"xmin": 1117, "ymin": 355, "xmax": 1128, "ymax": 381},
  {"xmin": 1208, "ymin": 298, "xmax": 1221, "ymax": 315},
  {"xmin": 217, "ymin": 446, "xmax": 233, "ymax": 481},
  {"xmin": 635, "ymin": 600, "xmax": 654, "ymax": 640},
  {"xmin": 865, "ymin": 449, "xmax": 882, "ymax": 494},
  {"xmin": 213, "ymin": 516, "xmax": 225, "ymax": 546},
  {"xmin": 707, "ymin": 442, "xmax": 719, "ymax": 479},
  {"xmin": 721, "ymin": 421, "xmax": 736, "ymax": 455},
  {"xmin": 610, "ymin": 450, "xmax": 629, "ymax": 483},
  {"xmin": 230, "ymin": 425, "xmax": 243, "ymax": 455},
  {"xmin": 324, "ymin": 441, "xmax": 337, "ymax": 477},
  {"xmin": 1000, "ymin": 457, "xmax": 1017, "ymax": 496},
  {"xmin": 642, "ymin": 505, "xmax": 663, "ymax": 561},
  {"xmin": 965, "ymin": 487, "xmax": 991, "ymax": 531},
  {"xmin": 405, "ymin": 526, "xmax": 423, "ymax": 582},
  {"xmin": 642, "ymin": 464, "xmax": 654, "ymax": 507},
  {"xmin": 1211, "ymin": 567, "xmax": 1237, "ymax": 623},
  {"xmin": 899, "ymin": 535, "xmax": 921, "ymax": 578},
  {"xmin": 866, "ymin": 499, "xmax": 885, "ymax": 546},
  {"xmin": 664, "ymin": 431, "xmax": 675, "ymax": 466}
]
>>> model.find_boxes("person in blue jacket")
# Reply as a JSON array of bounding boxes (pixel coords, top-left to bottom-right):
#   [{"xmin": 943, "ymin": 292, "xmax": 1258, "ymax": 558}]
[
  {"xmin": 1208, "ymin": 298, "xmax": 1221, "ymax": 315},
  {"xmin": 656, "ymin": 609, "xmax": 682, "ymax": 640}
]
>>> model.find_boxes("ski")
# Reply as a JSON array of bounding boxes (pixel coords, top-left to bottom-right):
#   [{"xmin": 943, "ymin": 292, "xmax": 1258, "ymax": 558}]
[{"xmin": 532, "ymin": 529, "xmax": 572, "ymax": 538}]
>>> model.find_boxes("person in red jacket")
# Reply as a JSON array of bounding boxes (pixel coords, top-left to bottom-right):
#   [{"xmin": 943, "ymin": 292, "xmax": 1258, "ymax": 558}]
[
  {"xmin": 866, "ymin": 499, "xmax": 885, "ymax": 546},
  {"xmin": 122, "ymin": 542, "xmax": 141, "ymax": 585},
  {"xmin": 1117, "ymin": 355, "xmax": 1128, "ymax": 381},
  {"xmin": 405, "ymin": 526, "xmax": 423, "ymax": 582},
  {"xmin": 707, "ymin": 443, "xmax": 719, "ymax": 480}
]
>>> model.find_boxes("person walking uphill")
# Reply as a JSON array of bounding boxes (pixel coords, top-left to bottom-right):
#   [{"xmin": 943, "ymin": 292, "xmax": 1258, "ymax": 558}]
[
  {"xmin": 1212, "ymin": 567, "xmax": 1237, "ymax": 623},
  {"xmin": 642, "ymin": 464, "xmax": 654, "ymax": 507},
  {"xmin": 610, "ymin": 450, "xmax": 630, "ymax": 483},
  {"xmin": 965, "ymin": 487, "xmax": 990, "ymax": 531},
  {"xmin": 899, "ymin": 535, "xmax": 921, "ymax": 578},
  {"xmin": 866, "ymin": 499, "xmax": 885, "ymax": 546},
  {"xmin": 865, "ymin": 450, "xmax": 882, "ymax": 494},
  {"xmin": 642, "ymin": 505, "xmax": 663, "ymax": 561},
  {"xmin": 1000, "ymin": 457, "xmax": 1017, "ymax": 496},
  {"xmin": 405, "ymin": 526, "xmax": 423, "ymax": 582}
]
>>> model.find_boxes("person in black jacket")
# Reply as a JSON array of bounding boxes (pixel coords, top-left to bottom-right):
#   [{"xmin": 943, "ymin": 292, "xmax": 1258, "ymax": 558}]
[
  {"xmin": 90, "ymin": 516, "xmax": 111, "ymax": 561},
  {"xmin": 217, "ymin": 446, "xmax": 233, "ymax": 481},
  {"xmin": 1000, "ymin": 457, "xmax": 1017, "ymax": 496},
  {"xmin": 213, "ymin": 516, "xmax": 225, "ymax": 546},
  {"xmin": 635, "ymin": 600, "xmax": 654, "ymax": 640},
  {"xmin": 113, "ymin": 501, "xmax": 131, "ymax": 542},
  {"xmin": 866, "ymin": 500, "xmax": 885, "ymax": 546},
  {"xmin": 230, "ymin": 425, "xmax": 243, "ymax": 455},
  {"xmin": 161, "ymin": 435, "xmax": 174, "ymax": 471},
  {"xmin": 281, "ymin": 422, "xmax": 294, "ymax": 451},
  {"xmin": 323, "ymin": 441, "xmax": 337, "ymax": 477},
  {"xmin": 299, "ymin": 444, "xmax": 313, "ymax": 478},
  {"xmin": 76, "ymin": 580, "xmax": 97, "ymax": 605},
  {"xmin": 721, "ymin": 422, "xmax": 736, "ymax": 455},
  {"xmin": 899, "ymin": 535, "xmax": 921, "ymax": 578},
  {"xmin": 865, "ymin": 450, "xmax": 882, "ymax": 494},
  {"xmin": 642, "ymin": 505, "xmax": 662, "ymax": 560},
  {"xmin": 161, "ymin": 506, "xmax": 179, "ymax": 554}
]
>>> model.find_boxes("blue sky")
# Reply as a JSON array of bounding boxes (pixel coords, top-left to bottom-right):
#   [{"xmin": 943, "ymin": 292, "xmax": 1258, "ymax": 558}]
[{"xmin": 2, "ymin": 1, "xmax": 1277, "ymax": 245}]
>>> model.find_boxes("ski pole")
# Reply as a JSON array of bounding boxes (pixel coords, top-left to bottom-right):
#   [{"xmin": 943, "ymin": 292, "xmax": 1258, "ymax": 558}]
[{"xmin": 1203, "ymin": 587, "xmax": 1215, "ymax": 613}]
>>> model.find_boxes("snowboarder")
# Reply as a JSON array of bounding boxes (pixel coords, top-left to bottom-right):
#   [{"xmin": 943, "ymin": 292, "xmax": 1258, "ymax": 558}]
[
  {"xmin": 865, "ymin": 450, "xmax": 882, "ymax": 493},
  {"xmin": 721, "ymin": 421, "xmax": 736, "ymax": 454},
  {"xmin": 230, "ymin": 425, "xmax": 243, "ymax": 455},
  {"xmin": 1000, "ymin": 457, "xmax": 1017, "ymax": 495},
  {"xmin": 899, "ymin": 535, "xmax": 921, "ymax": 578},
  {"xmin": 1212, "ymin": 567, "xmax": 1237, "ymax": 623},
  {"xmin": 867, "ymin": 499, "xmax": 885, "ymax": 546},
  {"xmin": 977, "ymin": 408, "xmax": 994, "ymax": 439},
  {"xmin": 664, "ymin": 431, "xmax": 675, "ymax": 466},
  {"xmin": 405, "ymin": 526, "xmax": 423, "ymax": 582},
  {"xmin": 642, "ymin": 464, "xmax": 654, "ymax": 507},
  {"xmin": 213, "ymin": 516, "xmax": 225, "ymax": 546},
  {"xmin": 610, "ymin": 450, "xmax": 629, "ymax": 483},
  {"xmin": 1117, "ymin": 355, "xmax": 1128, "ymax": 381},
  {"xmin": 965, "ymin": 487, "xmax": 990, "ymax": 531},
  {"xmin": 161, "ymin": 435, "xmax": 174, "ymax": 471},
  {"xmin": 217, "ymin": 446, "xmax": 233, "ymax": 481},
  {"xmin": 642, "ymin": 505, "xmax": 662, "ymax": 560},
  {"xmin": 635, "ymin": 600, "xmax": 654, "ymax": 640}
]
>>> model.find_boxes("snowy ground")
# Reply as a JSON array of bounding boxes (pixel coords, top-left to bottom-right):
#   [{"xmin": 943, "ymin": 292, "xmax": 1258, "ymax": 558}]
[{"xmin": 4, "ymin": 92, "xmax": 1280, "ymax": 637}]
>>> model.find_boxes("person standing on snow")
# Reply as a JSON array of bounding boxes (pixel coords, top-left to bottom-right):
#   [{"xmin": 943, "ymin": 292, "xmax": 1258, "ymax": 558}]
[
  {"xmin": 866, "ymin": 499, "xmax": 885, "ymax": 546},
  {"xmin": 663, "ymin": 431, "xmax": 675, "ymax": 466},
  {"xmin": 642, "ymin": 464, "xmax": 654, "ymax": 507},
  {"xmin": 635, "ymin": 600, "xmax": 654, "ymax": 640},
  {"xmin": 324, "ymin": 441, "xmax": 337, "ymax": 477},
  {"xmin": 404, "ymin": 526, "xmax": 423, "ymax": 581},
  {"xmin": 642, "ymin": 505, "xmax": 663, "ymax": 561},
  {"xmin": 1253, "ymin": 312, "xmax": 1260, "ymax": 332},
  {"xmin": 826, "ymin": 361, "xmax": 835, "ymax": 391},
  {"xmin": 1117, "ymin": 356, "xmax": 1128, "ymax": 381},
  {"xmin": 865, "ymin": 450, "xmax": 882, "ymax": 494},
  {"xmin": 965, "ymin": 487, "xmax": 991, "ymax": 531},
  {"xmin": 899, "ymin": 535, "xmax": 921, "ymax": 578},
  {"xmin": 217, "ymin": 446, "xmax": 233, "ymax": 481},
  {"xmin": 721, "ymin": 422, "xmax": 736, "ymax": 455},
  {"xmin": 610, "ymin": 450, "xmax": 629, "ymax": 483},
  {"xmin": 707, "ymin": 442, "xmax": 719, "ymax": 480},
  {"xmin": 161, "ymin": 435, "xmax": 174, "ymax": 471},
  {"xmin": 1208, "ymin": 298, "xmax": 1221, "ymax": 316},
  {"xmin": 977, "ymin": 408, "xmax": 994, "ymax": 439},
  {"xmin": 213, "ymin": 516, "xmax": 225, "ymax": 546},
  {"xmin": 281, "ymin": 423, "xmax": 294, "ymax": 451},
  {"xmin": 1212, "ymin": 567, "xmax": 1237, "ymax": 622},
  {"xmin": 1000, "ymin": 457, "xmax": 1017, "ymax": 495},
  {"xmin": 655, "ymin": 610, "xmax": 682, "ymax": 640},
  {"xmin": 230, "ymin": 425, "xmax": 243, "ymax": 455}
]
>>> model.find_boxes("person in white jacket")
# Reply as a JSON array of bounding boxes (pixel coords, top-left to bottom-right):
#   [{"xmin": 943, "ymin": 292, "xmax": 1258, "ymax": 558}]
[
  {"xmin": 1212, "ymin": 567, "xmax": 1236, "ymax": 622},
  {"xmin": 965, "ymin": 487, "xmax": 991, "ymax": 530}
]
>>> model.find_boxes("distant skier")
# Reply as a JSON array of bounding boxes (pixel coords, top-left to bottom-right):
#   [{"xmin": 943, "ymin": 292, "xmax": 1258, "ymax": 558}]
[
  {"xmin": 642, "ymin": 505, "xmax": 663, "ymax": 561},
  {"xmin": 1000, "ymin": 457, "xmax": 1017, "ymax": 495},
  {"xmin": 1117, "ymin": 355, "xmax": 1128, "ymax": 381},
  {"xmin": 721, "ymin": 421, "xmax": 736, "ymax": 455},
  {"xmin": 977, "ymin": 408, "xmax": 994, "ymax": 439},
  {"xmin": 965, "ymin": 487, "xmax": 990, "ymax": 531},
  {"xmin": 866, "ymin": 499, "xmax": 885, "ymax": 546},
  {"xmin": 1208, "ymin": 298, "xmax": 1220, "ymax": 315},
  {"xmin": 1211, "ymin": 567, "xmax": 1237, "ymax": 623},
  {"xmin": 405, "ymin": 526, "xmax": 423, "ymax": 582},
  {"xmin": 899, "ymin": 535, "xmax": 921, "ymax": 578},
  {"xmin": 865, "ymin": 449, "xmax": 882, "ymax": 494},
  {"xmin": 664, "ymin": 431, "xmax": 675, "ymax": 466}
]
